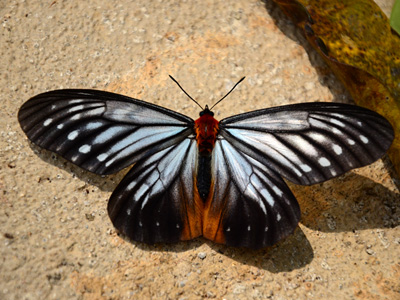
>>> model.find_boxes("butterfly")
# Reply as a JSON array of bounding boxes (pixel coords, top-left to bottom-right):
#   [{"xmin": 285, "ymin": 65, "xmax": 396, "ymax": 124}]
[{"xmin": 18, "ymin": 77, "xmax": 394, "ymax": 249}]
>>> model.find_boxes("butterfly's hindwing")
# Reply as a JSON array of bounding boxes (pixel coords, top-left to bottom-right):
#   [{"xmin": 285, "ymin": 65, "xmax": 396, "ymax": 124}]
[
  {"xmin": 18, "ymin": 89, "xmax": 194, "ymax": 174},
  {"xmin": 220, "ymin": 102, "xmax": 394, "ymax": 185},
  {"xmin": 108, "ymin": 138, "xmax": 203, "ymax": 244},
  {"xmin": 202, "ymin": 138, "xmax": 300, "ymax": 249}
]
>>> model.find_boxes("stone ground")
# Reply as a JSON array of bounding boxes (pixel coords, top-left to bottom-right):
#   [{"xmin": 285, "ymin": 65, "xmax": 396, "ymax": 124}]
[{"xmin": 1, "ymin": 0, "xmax": 399, "ymax": 299}]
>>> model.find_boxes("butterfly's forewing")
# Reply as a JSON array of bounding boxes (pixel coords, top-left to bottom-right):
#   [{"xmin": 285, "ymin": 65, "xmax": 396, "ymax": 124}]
[
  {"xmin": 219, "ymin": 102, "xmax": 394, "ymax": 185},
  {"xmin": 202, "ymin": 138, "xmax": 300, "ymax": 249},
  {"xmin": 107, "ymin": 138, "xmax": 204, "ymax": 244},
  {"xmin": 18, "ymin": 90, "xmax": 194, "ymax": 175}
]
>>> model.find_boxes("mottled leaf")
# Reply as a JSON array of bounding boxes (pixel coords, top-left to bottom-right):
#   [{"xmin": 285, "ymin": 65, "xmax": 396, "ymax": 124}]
[{"xmin": 273, "ymin": 0, "xmax": 400, "ymax": 176}]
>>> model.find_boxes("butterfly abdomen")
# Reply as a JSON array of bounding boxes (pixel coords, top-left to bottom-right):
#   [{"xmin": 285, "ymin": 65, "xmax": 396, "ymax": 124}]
[{"xmin": 196, "ymin": 153, "xmax": 212, "ymax": 201}]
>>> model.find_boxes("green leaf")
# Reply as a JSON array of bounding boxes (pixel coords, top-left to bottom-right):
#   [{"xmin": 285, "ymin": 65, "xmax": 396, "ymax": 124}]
[{"xmin": 391, "ymin": 0, "xmax": 400, "ymax": 35}]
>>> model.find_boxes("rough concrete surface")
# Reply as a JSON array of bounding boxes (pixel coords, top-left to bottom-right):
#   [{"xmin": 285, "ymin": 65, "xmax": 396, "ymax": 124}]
[{"xmin": 1, "ymin": 0, "xmax": 399, "ymax": 299}]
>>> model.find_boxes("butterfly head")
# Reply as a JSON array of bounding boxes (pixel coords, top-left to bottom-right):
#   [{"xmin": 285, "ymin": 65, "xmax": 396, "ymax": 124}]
[{"xmin": 200, "ymin": 105, "xmax": 214, "ymax": 117}]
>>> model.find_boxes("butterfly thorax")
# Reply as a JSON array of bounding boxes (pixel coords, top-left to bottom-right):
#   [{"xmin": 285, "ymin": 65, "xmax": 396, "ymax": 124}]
[{"xmin": 194, "ymin": 106, "xmax": 219, "ymax": 154}]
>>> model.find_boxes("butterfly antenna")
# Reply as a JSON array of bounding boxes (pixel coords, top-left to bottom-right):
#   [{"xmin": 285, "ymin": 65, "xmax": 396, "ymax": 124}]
[
  {"xmin": 169, "ymin": 75, "xmax": 203, "ymax": 110},
  {"xmin": 209, "ymin": 76, "xmax": 246, "ymax": 110}
]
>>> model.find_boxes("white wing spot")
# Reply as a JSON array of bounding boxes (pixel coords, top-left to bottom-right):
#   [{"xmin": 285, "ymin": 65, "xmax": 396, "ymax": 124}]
[
  {"xmin": 357, "ymin": 121, "xmax": 363, "ymax": 126},
  {"xmin": 272, "ymin": 186, "xmax": 283, "ymax": 197},
  {"xmin": 70, "ymin": 114, "xmax": 81, "ymax": 121},
  {"xmin": 309, "ymin": 132, "xmax": 327, "ymax": 143},
  {"xmin": 226, "ymin": 227, "xmax": 231, "ymax": 232},
  {"xmin": 43, "ymin": 118, "xmax": 52, "ymax": 126},
  {"xmin": 68, "ymin": 130, "xmax": 79, "ymax": 140},
  {"xmin": 265, "ymin": 226, "xmax": 269, "ymax": 232},
  {"xmin": 332, "ymin": 128, "xmax": 342, "ymax": 135},
  {"xmin": 176, "ymin": 224, "xmax": 180, "ymax": 229},
  {"xmin": 97, "ymin": 153, "xmax": 108, "ymax": 162},
  {"xmin": 294, "ymin": 168, "xmax": 303, "ymax": 177},
  {"xmin": 68, "ymin": 105, "xmax": 84, "ymax": 113},
  {"xmin": 348, "ymin": 139, "xmax": 355, "ymax": 145},
  {"xmin": 57, "ymin": 124, "xmax": 64, "ymax": 130},
  {"xmin": 127, "ymin": 208, "xmax": 131, "ymax": 216},
  {"xmin": 156, "ymin": 222, "xmax": 160, "ymax": 227},
  {"xmin": 318, "ymin": 157, "xmax": 331, "ymax": 167},
  {"xmin": 330, "ymin": 169, "xmax": 337, "ymax": 176},
  {"xmin": 105, "ymin": 157, "xmax": 116, "ymax": 168},
  {"xmin": 247, "ymin": 225, "xmax": 251, "ymax": 231},
  {"xmin": 127, "ymin": 181, "xmax": 136, "ymax": 191},
  {"xmin": 277, "ymin": 213, "xmax": 281, "ymax": 221},
  {"xmin": 333, "ymin": 144, "xmax": 343, "ymax": 155},
  {"xmin": 79, "ymin": 144, "xmax": 91, "ymax": 154},
  {"xmin": 69, "ymin": 99, "xmax": 85, "ymax": 104},
  {"xmin": 360, "ymin": 135, "xmax": 369, "ymax": 144},
  {"xmin": 139, "ymin": 221, "xmax": 143, "ymax": 227},
  {"xmin": 300, "ymin": 164, "xmax": 312, "ymax": 172},
  {"xmin": 330, "ymin": 118, "xmax": 345, "ymax": 127}
]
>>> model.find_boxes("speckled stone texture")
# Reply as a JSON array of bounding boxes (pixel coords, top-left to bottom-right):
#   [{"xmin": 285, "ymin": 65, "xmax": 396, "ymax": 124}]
[{"xmin": 1, "ymin": 0, "xmax": 399, "ymax": 299}]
